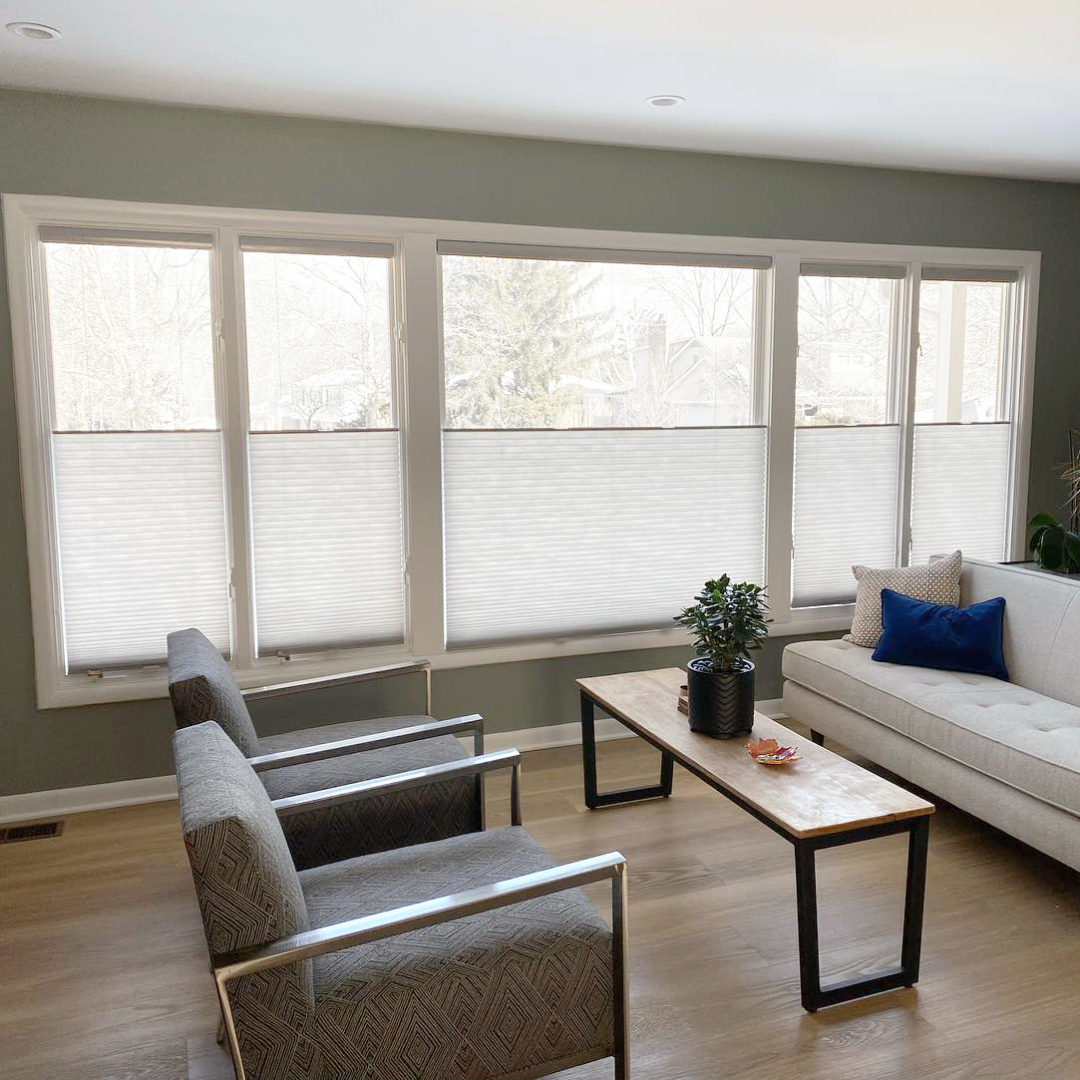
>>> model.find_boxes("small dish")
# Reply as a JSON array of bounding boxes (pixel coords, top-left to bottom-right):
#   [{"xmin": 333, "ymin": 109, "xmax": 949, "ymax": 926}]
[{"xmin": 745, "ymin": 737, "xmax": 800, "ymax": 766}]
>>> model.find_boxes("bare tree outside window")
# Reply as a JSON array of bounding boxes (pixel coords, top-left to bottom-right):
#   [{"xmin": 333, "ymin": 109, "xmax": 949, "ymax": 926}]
[
  {"xmin": 796, "ymin": 275, "xmax": 895, "ymax": 426},
  {"xmin": 441, "ymin": 254, "xmax": 757, "ymax": 429},
  {"xmin": 45, "ymin": 242, "xmax": 215, "ymax": 431},
  {"xmin": 915, "ymin": 281, "xmax": 1006, "ymax": 423},
  {"xmin": 243, "ymin": 251, "xmax": 393, "ymax": 431}
]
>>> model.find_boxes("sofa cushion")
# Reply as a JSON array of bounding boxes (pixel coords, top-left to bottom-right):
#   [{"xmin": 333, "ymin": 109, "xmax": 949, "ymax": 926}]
[
  {"xmin": 258, "ymin": 717, "xmax": 477, "ymax": 869},
  {"xmin": 784, "ymin": 638, "xmax": 1080, "ymax": 817},
  {"xmin": 844, "ymin": 550, "xmax": 961, "ymax": 648},
  {"xmin": 298, "ymin": 826, "xmax": 614, "ymax": 1080},
  {"xmin": 167, "ymin": 628, "xmax": 260, "ymax": 756},
  {"xmin": 873, "ymin": 590, "xmax": 1008, "ymax": 681}
]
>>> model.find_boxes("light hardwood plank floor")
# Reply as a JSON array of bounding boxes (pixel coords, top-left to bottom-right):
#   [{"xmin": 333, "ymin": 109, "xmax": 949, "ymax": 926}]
[{"xmin": 3, "ymin": 729, "xmax": 1080, "ymax": 1079}]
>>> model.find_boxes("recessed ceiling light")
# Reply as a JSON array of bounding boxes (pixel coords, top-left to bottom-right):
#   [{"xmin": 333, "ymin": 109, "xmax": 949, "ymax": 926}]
[
  {"xmin": 6, "ymin": 21, "xmax": 62, "ymax": 41},
  {"xmin": 646, "ymin": 94, "xmax": 685, "ymax": 108}
]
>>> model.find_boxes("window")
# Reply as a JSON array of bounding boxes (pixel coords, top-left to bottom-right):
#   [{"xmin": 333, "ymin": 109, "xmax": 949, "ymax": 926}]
[
  {"xmin": 909, "ymin": 270, "xmax": 1016, "ymax": 564},
  {"xmin": 793, "ymin": 265, "xmax": 904, "ymax": 607},
  {"xmin": 439, "ymin": 243, "xmax": 768, "ymax": 644},
  {"xmin": 6, "ymin": 196, "xmax": 1037, "ymax": 707},
  {"xmin": 41, "ymin": 231, "xmax": 230, "ymax": 670},
  {"xmin": 23, "ymin": 219, "xmax": 403, "ymax": 691},
  {"xmin": 241, "ymin": 241, "xmax": 404, "ymax": 655}
]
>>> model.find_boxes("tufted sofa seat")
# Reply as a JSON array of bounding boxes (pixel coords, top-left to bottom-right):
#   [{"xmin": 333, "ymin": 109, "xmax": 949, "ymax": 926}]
[{"xmin": 783, "ymin": 559, "xmax": 1080, "ymax": 871}]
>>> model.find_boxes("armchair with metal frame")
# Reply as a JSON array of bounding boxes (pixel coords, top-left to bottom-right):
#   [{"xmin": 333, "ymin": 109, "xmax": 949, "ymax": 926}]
[
  {"xmin": 174, "ymin": 720, "xmax": 629, "ymax": 1080},
  {"xmin": 167, "ymin": 628, "xmax": 488, "ymax": 869}
]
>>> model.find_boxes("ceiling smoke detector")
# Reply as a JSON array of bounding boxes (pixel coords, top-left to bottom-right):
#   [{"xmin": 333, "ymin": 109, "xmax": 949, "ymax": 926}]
[
  {"xmin": 646, "ymin": 94, "xmax": 685, "ymax": 108},
  {"xmin": 6, "ymin": 21, "xmax": 62, "ymax": 41}
]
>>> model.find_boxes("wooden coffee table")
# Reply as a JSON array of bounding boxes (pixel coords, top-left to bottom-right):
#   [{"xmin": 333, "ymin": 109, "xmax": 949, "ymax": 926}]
[{"xmin": 577, "ymin": 667, "xmax": 934, "ymax": 1012}]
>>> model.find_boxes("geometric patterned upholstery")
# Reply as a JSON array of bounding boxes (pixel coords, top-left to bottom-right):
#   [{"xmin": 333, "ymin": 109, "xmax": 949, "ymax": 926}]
[
  {"xmin": 166, "ymin": 628, "xmax": 480, "ymax": 870},
  {"xmin": 173, "ymin": 723, "xmax": 615, "ymax": 1080},
  {"xmin": 173, "ymin": 722, "xmax": 314, "ymax": 1024},
  {"xmin": 259, "ymin": 717, "xmax": 479, "ymax": 870},
  {"xmin": 167, "ymin": 628, "xmax": 261, "ymax": 756},
  {"xmin": 239, "ymin": 828, "xmax": 615, "ymax": 1079}
]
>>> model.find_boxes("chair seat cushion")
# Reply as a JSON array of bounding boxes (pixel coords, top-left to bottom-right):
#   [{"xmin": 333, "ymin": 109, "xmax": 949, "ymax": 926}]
[
  {"xmin": 259, "ymin": 717, "xmax": 477, "ymax": 869},
  {"xmin": 784, "ymin": 638, "xmax": 1080, "ymax": 817},
  {"xmin": 298, "ymin": 827, "xmax": 614, "ymax": 1079}
]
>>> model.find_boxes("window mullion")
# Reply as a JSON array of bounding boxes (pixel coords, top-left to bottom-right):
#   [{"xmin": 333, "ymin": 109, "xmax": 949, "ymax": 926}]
[
  {"xmin": 215, "ymin": 227, "xmax": 257, "ymax": 668},
  {"xmin": 1005, "ymin": 272, "xmax": 1038, "ymax": 559},
  {"xmin": 894, "ymin": 262, "xmax": 921, "ymax": 566},
  {"xmin": 400, "ymin": 233, "xmax": 446, "ymax": 657},
  {"xmin": 765, "ymin": 253, "xmax": 799, "ymax": 623}
]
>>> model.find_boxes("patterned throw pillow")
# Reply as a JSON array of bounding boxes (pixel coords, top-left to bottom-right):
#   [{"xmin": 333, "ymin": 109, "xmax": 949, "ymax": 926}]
[{"xmin": 843, "ymin": 550, "xmax": 962, "ymax": 648}]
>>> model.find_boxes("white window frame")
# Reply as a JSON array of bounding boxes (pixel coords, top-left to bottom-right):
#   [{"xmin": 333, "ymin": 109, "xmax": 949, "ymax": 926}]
[{"xmin": 4, "ymin": 193, "xmax": 1040, "ymax": 708}]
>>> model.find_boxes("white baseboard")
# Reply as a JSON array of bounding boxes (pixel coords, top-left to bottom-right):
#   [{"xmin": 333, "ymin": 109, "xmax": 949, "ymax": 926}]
[
  {"xmin": 0, "ymin": 699, "xmax": 787, "ymax": 825},
  {"xmin": 0, "ymin": 774, "xmax": 178, "ymax": 825}
]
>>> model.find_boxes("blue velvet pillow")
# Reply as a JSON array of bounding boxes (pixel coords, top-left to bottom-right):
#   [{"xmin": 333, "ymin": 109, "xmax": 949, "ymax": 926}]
[{"xmin": 872, "ymin": 588, "xmax": 1009, "ymax": 680}]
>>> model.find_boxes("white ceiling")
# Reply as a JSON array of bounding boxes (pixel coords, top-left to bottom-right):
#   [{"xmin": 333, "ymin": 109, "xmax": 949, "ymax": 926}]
[{"xmin": 2, "ymin": 0, "xmax": 1080, "ymax": 181}]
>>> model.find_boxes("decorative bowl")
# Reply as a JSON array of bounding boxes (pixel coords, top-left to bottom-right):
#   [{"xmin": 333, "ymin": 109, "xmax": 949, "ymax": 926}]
[{"xmin": 745, "ymin": 737, "xmax": 800, "ymax": 766}]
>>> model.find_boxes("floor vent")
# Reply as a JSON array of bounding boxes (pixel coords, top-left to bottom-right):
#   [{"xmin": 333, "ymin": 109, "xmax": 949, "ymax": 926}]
[{"xmin": 0, "ymin": 820, "xmax": 65, "ymax": 844}]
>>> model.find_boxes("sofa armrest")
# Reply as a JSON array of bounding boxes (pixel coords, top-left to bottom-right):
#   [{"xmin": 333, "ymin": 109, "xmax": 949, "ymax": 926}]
[{"xmin": 247, "ymin": 714, "xmax": 484, "ymax": 773}]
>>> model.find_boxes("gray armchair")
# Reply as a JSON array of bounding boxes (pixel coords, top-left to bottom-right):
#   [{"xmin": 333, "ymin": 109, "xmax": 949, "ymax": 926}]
[
  {"xmin": 167, "ymin": 628, "xmax": 485, "ymax": 870},
  {"xmin": 175, "ymin": 721, "xmax": 629, "ymax": 1080}
]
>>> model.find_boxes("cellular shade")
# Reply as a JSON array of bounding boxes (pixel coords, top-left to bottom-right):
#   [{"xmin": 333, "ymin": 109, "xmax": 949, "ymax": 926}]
[
  {"xmin": 910, "ymin": 423, "xmax": 1010, "ymax": 564},
  {"xmin": 921, "ymin": 266, "xmax": 1019, "ymax": 283},
  {"xmin": 53, "ymin": 432, "xmax": 230, "ymax": 670},
  {"xmin": 793, "ymin": 425, "xmax": 900, "ymax": 607},
  {"xmin": 443, "ymin": 427, "xmax": 766, "ymax": 646},
  {"xmin": 437, "ymin": 239, "xmax": 771, "ymax": 269},
  {"xmin": 249, "ymin": 431, "xmax": 404, "ymax": 653},
  {"xmin": 240, "ymin": 236, "xmax": 395, "ymax": 258},
  {"xmin": 799, "ymin": 262, "xmax": 906, "ymax": 280}
]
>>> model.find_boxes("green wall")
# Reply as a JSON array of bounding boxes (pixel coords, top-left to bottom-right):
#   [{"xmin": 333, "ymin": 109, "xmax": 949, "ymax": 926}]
[{"xmin": 1, "ymin": 89, "xmax": 1078, "ymax": 796}]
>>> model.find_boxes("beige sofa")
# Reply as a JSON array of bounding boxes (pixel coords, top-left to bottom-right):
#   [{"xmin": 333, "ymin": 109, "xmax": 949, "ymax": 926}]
[{"xmin": 782, "ymin": 559, "xmax": 1080, "ymax": 872}]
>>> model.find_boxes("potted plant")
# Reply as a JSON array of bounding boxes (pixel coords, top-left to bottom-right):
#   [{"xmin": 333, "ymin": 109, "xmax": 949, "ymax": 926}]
[
  {"xmin": 1028, "ymin": 513, "xmax": 1080, "ymax": 573},
  {"xmin": 674, "ymin": 575, "xmax": 770, "ymax": 738},
  {"xmin": 1028, "ymin": 430, "xmax": 1080, "ymax": 574}
]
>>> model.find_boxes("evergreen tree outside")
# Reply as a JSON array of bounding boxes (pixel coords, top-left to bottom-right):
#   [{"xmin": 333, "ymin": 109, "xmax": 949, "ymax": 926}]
[{"xmin": 441, "ymin": 255, "xmax": 608, "ymax": 428}]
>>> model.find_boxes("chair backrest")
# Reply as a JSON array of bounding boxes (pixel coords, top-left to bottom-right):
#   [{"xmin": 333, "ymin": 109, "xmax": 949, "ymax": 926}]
[
  {"xmin": 167, "ymin": 628, "xmax": 260, "ymax": 756},
  {"xmin": 174, "ymin": 721, "xmax": 313, "ymax": 1009}
]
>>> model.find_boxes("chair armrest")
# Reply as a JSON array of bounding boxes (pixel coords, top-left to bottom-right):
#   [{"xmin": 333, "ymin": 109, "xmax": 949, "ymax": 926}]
[
  {"xmin": 271, "ymin": 748, "xmax": 524, "ymax": 825},
  {"xmin": 213, "ymin": 851, "xmax": 627, "ymax": 983},
  {"xmin": 241, "ymin": 660, "xmax": 432, "ymax": 712},
  {"xmin": 247, "ymin": 714, "xmax": 484, "ymax": 773}
]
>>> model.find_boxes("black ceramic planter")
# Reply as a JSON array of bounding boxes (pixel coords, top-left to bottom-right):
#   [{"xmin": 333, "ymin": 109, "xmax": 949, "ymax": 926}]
[{"xmin": 686, "ymin": 658, "xmax": 755, "ymax": 739}]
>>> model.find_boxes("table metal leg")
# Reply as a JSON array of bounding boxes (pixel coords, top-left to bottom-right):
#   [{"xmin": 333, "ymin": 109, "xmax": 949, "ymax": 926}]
[
  {"xmin": 795, "ymin": 816, "xmax": 931, "ymax": 1011},
  {"xmin": 901, "ymin": 815, "xmax": 930, "ymax": 985},
  {"xmin": 660, "ymin": 748, "xmax": 675, "ymax": 796},
  {"xmin": 794, "ymin": 841, "xmax": 821, "ymax": 1012},
  {"xmin": 581, "ymin": 690, "xmax": 675, "ymax": 810}
]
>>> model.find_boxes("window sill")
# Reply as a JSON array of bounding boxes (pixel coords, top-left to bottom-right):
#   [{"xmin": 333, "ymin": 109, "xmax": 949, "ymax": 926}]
[{"xmin": 35, "ymin": 609, "xmax": 853, "ymax": 710}]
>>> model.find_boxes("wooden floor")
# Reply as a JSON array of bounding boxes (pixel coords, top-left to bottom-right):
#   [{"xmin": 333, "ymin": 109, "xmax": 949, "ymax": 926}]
[{"xmin": 4, "ymin": 728, "xmax": 1080, "ymax": 1079}]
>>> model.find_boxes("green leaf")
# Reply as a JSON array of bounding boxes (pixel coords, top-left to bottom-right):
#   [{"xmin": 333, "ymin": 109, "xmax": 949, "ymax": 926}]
[
  {"xmin": 1029, "ymin": 512, "xmax": 1060, "ymax": 528},
  {"xmin": 1029, "ymin": 525, "xmax": 1051, "ymax": 553},
  {"xmin": 1066, "ymin": 532, "xmax": 1080, "ymax": 569},
  {"xmin": 1038, "ymin": 527, "xmax": 1065, "ymax": 570}
]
